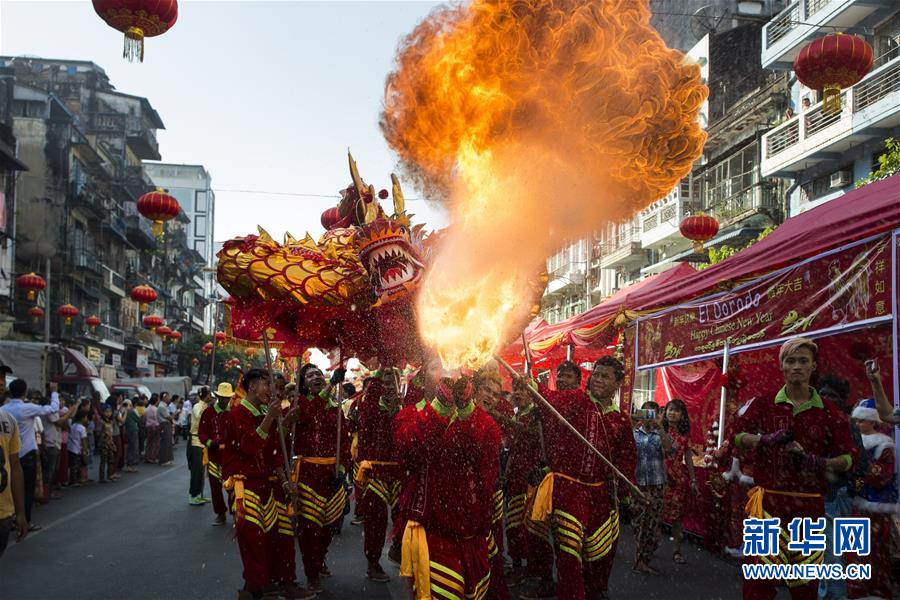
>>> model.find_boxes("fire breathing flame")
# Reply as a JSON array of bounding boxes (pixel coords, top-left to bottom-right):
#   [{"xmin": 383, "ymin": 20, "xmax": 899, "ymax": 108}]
[{"xmin": 382, "ymin": 0, "xmax": 707, "ymax": 369}]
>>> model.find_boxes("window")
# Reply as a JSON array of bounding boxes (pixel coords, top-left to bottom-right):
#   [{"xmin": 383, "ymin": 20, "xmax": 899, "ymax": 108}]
[
  {"xmin": 194, "ymin": 240, "xmax": 206, "ymax": 255},
  {"xmin": 195, "ymin": 190, "xmax": 207, "ymax": 212},
  {"xmin": 194, "ymin": 215, "xmax": 206, "ymax": 237}
]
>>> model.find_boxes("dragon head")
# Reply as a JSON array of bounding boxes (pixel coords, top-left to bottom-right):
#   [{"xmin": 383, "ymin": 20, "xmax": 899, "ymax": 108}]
[{"xmin": 356, "ymin": 217, "xmax": 427, "ymax": 304}]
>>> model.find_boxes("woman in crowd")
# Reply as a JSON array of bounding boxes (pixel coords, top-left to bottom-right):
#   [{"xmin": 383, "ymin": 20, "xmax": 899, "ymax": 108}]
[
  {"xmin": 157, "ymin": 394, "xmax": 175, "ymax": 466},
  {"xmin": 661, "ymin": 399, "xmax": 700, "ymax": 565},
  {"xmin": 632, "ymin": 400, "xmax": 674, "ymax": 575},
  {"xmin": 144, "ymin": 395, "xmax": 160, "ymax": 464},
  {"xmin": 124, "ymin": 399, "xmax": 140, "ymax": 472}
]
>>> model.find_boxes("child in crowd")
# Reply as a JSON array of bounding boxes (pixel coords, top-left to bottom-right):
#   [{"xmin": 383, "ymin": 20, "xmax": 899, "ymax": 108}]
[
  {"xmin": 99, "ymin": 405, "xmax": 119, "ymax": 483},
  {"xmin": 67, "ymin": 414, "xmax": 88, "ymax": 486}
]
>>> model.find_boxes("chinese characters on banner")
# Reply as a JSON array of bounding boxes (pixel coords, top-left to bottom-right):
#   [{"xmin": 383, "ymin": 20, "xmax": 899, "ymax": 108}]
[{"xmin": 637, "ymin": 238, "xmax": 892, "ymax": 367}]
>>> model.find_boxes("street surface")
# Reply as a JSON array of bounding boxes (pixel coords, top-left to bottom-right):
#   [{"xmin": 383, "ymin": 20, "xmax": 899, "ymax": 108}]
[{"xmin": 0, "ymin": 449, "xmax": 758, "ymax": 599}]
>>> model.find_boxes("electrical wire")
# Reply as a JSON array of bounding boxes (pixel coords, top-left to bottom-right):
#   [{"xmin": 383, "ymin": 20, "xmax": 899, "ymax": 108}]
[{"xmin": 212, "ymin": 188, "xmax": 425, "ymax": 201}]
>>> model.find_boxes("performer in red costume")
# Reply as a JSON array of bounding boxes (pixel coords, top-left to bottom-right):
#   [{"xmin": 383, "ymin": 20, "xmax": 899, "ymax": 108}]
[
  {"xmin": 197, "ymin": 382, "xmax": 234, "ymax": 526},
  {"xmin": 528, "ymin": 358, "xmax": 637, "ymax": 600},
  {"xmin": 290, "ymin": 363, "xmax": 352, "ymax": 594},
  {"xmin": 395, "ymin": 362, "xmax": 504, "ymax": 600},
  {"xmin": 222, "ymin": 368, "xmax": 313, "ymax": 600},
  {"xmin": 504, "ymin": 379, "xmax": 554, "ymax": 592},
  {"xmin": 734, "ymin": 338, "xmax": 857, "ymax": 600},
  {"xmin": 354, "ymin": 368, "xmax": 404, "ymax": 582}
]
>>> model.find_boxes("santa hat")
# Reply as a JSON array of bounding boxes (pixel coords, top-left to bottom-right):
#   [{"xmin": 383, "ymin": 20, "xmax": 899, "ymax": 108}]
[{"xmin": 851, "ymin": 398, "xmax": 881, "ymax": 423}]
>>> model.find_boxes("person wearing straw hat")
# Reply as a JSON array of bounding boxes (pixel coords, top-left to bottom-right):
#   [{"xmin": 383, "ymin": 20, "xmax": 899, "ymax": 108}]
[
  {"xmin": 198, "ymin": 384, "xmax": 232, "ymax": 525},
  {"xmin": 733, "ymin": 338, "xmax": 857, "ymax": 600}
]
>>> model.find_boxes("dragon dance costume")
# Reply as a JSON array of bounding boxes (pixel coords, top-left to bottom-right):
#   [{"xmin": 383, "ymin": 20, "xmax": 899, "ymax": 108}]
[
  {"xmin": 291, "ymin": 389, "xmax": 352, "ymax": 582},
  {"xmin": 734, "ymin": 388, "xmax": 856, "ymax": 600},
  {"xmin": 394, "ymin": 387, "xmax": 503, "ymax": 600},
  {"xmin": 503, "ymin": 403, "xmax": 553, "ymax": 580},
  {"xmin": 222, "ymin": 399, "xmax": 295, "ymax": 595},
  {"xmin": 531, "ymin": 385, "xmax": 636, "ymax": 600},
  {"xmin": 354, "ymin": 376, "xmax": 404, "ymax": 565},
  {"xmin": 198, "ymin": 400, "xmax": 230, "ymax": 519}
]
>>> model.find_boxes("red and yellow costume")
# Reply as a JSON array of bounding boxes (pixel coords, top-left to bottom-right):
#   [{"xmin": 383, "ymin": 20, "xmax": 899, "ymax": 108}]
[
  {"xmin": 198, "ymin": 401, "xmax": 230, "ymax": 518},
  {"xmin": 291, "ymin": 389, "xmax": 351, "ymax": 581},
  {"xmin": 531, "ymin": 386, "xmax": 636, "ymax": 600},
  {"xmin": 223, "ymin": 399, "xmax": 295, "ymax": 594},
  {"xmin": 354, "ymin": 378, "xmax": 403, "ymax": 563},
  {"xmin": 734, "ymin": 388, "xmax": 856, "ymax": 600},
  {"xmin": 394, "ymin": 395, "xmax": 502, "ymax": 600},
  {"xmin": 662, "ymin": 431, "xmax": 691, "ymax": 523},
  {"xmin": 504, "ymin": 403, "xmax": 553, "ymax": 578}
]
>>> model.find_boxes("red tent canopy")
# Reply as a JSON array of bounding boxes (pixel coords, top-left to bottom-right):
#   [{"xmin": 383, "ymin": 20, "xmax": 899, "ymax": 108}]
[
  {"xmin": 627, "ymin": 174, "xmax": 900, "ymax": 311},
  {"xmin": 503, "ymin": 262, "xmax": 696, "ymax": 368}
]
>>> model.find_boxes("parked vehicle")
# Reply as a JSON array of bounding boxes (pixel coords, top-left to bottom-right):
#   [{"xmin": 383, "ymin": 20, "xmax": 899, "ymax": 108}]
[
  {"xmin": 0, "ymin": 341, "xmax": 110, "ymax": 401},
  {"xmin": 116, "ymin": 376, "xmax": 190, "ymax": 398},
  {"xmin": 110, "ymin": 382, "xmax": 153, "ymax": 401}
]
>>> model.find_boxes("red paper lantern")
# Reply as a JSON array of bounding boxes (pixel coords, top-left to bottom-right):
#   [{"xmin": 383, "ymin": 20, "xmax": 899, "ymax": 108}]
[
  {"xmin": 27, "ymin": 306, "xmax": 44, "ymax": 324},
  {"xmin": 192, "ymin": 357, "xmax": 200, "ymax": 366},
  {"xmin": 16, "ymin": 273, "xmax": 46, "ymax": 301},
  {"xmin": 92, "ymin": 0, "xmax": 178, "ymax": 62},
  {"xmin": 214, "ymin": 331, "xmax": 226, "ymax": 345},
  {"xmin": 85, "ymin": 315, "xmax": 102, "ymax": 331},
  {"xmin": 794, "ymin": 33, "xmax": 873, "ymax": 113},
  {"xmin": 680, "ymin": 214, "xmax": 720, "ymax": 253},
  {"xmin": 137, "ymin": 189, "xmax": 180, "ymax": 236},
  {"xmin": 58, "ymin": 304, "xmax": 79, "ymax": 326},
  {"xmin": 202, "ymin": 342, "xmax": 214, "ymax": 355},
  {"xmin": 156, "ymin": 325, "xmax": 172, "ymax": 338},
  {"xmin": 130, "ymin": 284, "xmax": 158, "ymax": 312},
  {"xmin": 168, "ymin": 330, "xmax": 182, "ymax": 342},
  {"xmin": 142, "ymin": 314, "xmax": 164, "ymax": 332}
]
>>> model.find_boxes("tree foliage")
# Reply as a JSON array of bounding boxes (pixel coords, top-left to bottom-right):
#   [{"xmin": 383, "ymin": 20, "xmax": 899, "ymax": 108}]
[
  {"xmin": 697, "ymin": 226, "xmax": 775, "ymax": 270},
  {"xmin": 856, "ymin": 138, "xmax": 900, "ymax": 188}
]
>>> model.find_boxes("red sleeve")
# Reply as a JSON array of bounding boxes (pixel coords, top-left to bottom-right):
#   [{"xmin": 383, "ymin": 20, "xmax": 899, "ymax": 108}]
[
  {"xmin": 613, "ymin": 413, "xmax": 637, "ymax": 487},
  {"xmin": 394, "ymin": 404, "xmax": 446, "ymax": 472},
  {"xmin": 477, "ymin": 413, "xmax": 502, "ymax": 494},
  {"xmin": 732, "ymin": 395, "xmax": 764, "ymax": 443},
  {"xmin": 197, "ymin": 408, "xmax": 213, "ymax": 446},
  {"xmin": 232, "ymin": 407, "xmax": 268, "ymax": 456}
]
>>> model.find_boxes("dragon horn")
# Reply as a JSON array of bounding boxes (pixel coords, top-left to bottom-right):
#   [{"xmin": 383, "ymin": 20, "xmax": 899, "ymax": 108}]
[
  {"xmin": 365, "ymin": 185, "xmax": 378, "ymax": 223},
  {"xmin": 348, "ymin": 150, "xmax": 366, "ymax": 200},
  {"xmin": 391, "ymin": 173, "xmax": 405, "ymax": 217},
  {"xmin": 256, "ymin": 226, "xmax": 275, "ymax": 244}
]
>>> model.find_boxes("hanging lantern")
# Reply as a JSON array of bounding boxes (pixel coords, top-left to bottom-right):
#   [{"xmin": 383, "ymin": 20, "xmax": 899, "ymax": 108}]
[
  {"xmin": 680, "ymin": 213, "xmax": 720, "ymax": 253},
  {"xmin": 192, "ymin": 357, "xmax": 200, "ymax": 366},
  {"xmin": 92, "ymin": 0, "xmax": 178, "ymax": 62},
  {"xmin": 27, "ymin": 306, "xmax": 44, "ymax": 324},
  {"xmin": 16, "ymin": 273, "xmax": 46, "ymax": 301},
  {"xmin": 130, "ymin": 284, "xmax": 158, "ymax": 312},
  {"xmin": 85, "ymin": 315, "xmax": 102, "ymax": 331},
  {"xmin": 156, "ymin": 325, "xmax": 172, "ymax": 338},
  {"xmin": 142, "ymin": 313, "xmax": 164, "ymax": 332},
  {"xmin": 58, "ymin": 304, "xmax": 79, "ymax": 326},
  {"xmin": 168, "ymin": 330, "xmax": 182, "ymax": 343},
  {"xmin": 202, "ymin": 342, "xmax": 214, "ymax": 355},
  {"xmin": 214, "ymin": 331, "xmax": 226, "ymax": 346},
  {"xmin": 137, "ymin": 188, "xmax": 180, "ymax": 236},
  {"xmin": 794, "ymin": 33, "xmax": 873, "ymax": 114}
]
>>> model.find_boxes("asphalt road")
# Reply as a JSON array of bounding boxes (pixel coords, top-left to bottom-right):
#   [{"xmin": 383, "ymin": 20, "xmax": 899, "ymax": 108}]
[{"xmin": 0, "ymin": 447, "xmax": 754, "ymax": 600}]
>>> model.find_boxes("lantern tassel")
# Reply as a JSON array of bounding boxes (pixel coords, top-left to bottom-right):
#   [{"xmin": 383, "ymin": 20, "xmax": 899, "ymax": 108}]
[
  {"xmin": 693, "ymin": 240, "xmax": 704, "ymax": 254},
  {"xmin": 822, "ymin": 84, "xmax": 842, "ymax": 114},
  {"xmin": 124, "ymin": 27, "xmax": 145, "ymax": 63},
  {"xmin": 151, "ymin": 220, "xmax": 164, "ymax": 237}
]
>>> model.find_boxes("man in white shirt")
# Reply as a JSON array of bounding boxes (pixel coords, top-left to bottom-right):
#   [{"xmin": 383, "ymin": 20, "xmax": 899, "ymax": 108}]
[
  {"xmin": 40, "ymin": 395, "xmax": 79, "ymax": 501},
  {"xmin": 2, "ymin": 379, "xmax": 59, "ymax": 530}
]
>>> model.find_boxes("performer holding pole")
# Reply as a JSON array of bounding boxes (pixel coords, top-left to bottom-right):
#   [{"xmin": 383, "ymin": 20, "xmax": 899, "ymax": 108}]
[
  {"xmin": 498, "ymin": 356, "xmax": 638, "ymax": 600},
  {"xmin": 222, "ymin": 368, "xmax": 314, "ymax": 600},
  {"xmin": 291, "ymin": 362, "xmax": 351, "ymax": 593}
]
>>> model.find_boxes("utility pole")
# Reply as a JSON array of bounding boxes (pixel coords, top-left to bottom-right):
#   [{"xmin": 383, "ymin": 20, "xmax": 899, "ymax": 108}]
[{"xmin": 43, "ymin": 257, "xmax": 50, "ymax": 342}]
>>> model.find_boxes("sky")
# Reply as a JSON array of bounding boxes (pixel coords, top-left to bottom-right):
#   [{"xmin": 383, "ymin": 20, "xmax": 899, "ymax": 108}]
[{"xmin": 0, "ymin": 0, "xmax": 449, "ymax": 242}]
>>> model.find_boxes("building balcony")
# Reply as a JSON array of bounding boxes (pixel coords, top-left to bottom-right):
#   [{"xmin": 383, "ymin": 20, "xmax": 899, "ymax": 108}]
[
  {"xmin": 125, "ymin": 115, "xmax": 160, "ymax": 161},
  {"xmin": 82, "ymin": 323, "xmax": 126, "ymax": 352},
  {"xmin": 70, "ymin": 248, "xmax": 104, "ymax": 276},
  {"xmin": 123, "ymin": 201, "xmax": 158, "ymax": 249},
  {"xmin": 599, "ymin": 227, "xmax": 645, "ymax": 270},
  {"xmin": 761, "ymin": 55, "xmax": 900, "ymax": 176},
  {"xmin": 762, "ymin": 0, "xmax": 895, "ymax": 70},
  {"xmin": 70, "ymin": 182, "xmax": 110, "ymax": 219},
  {"xmin": 707, "ymin": 181, "xmax": 783, "ymax": 229},
  {"xmin": 103, "ymin": 265, "xmax": 126, "ymax": 297},
  {"xmin": 639, "ymin": 187, "xmax": 691, "ymax": 251},
  {"xmin": 545, "ymin": 264, "xmax": 585, "ymax": 296}
]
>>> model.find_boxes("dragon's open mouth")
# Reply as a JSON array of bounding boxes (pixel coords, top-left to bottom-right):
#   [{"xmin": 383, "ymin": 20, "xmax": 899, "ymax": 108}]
[{"xmin": 362, "ymin": 240, "xmax": 423, "ymax": 294}]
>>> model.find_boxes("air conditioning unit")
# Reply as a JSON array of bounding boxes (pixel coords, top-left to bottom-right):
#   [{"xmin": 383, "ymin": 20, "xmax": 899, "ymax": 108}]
[{"xmin": 830, "ymin": 170, "xmax": 852, "ymax": 189}]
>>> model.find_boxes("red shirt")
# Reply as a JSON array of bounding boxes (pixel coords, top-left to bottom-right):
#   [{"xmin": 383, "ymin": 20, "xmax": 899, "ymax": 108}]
[
  {"xmin": 539, "ymin": 386, "xmax": 637, "ymax": 487},
  {"xmin": 505, "ymin": 404, "xmax": 544, "ymax": 493},
  {"xmin": 292, "ymin": 391, "xmax": 351, "ymax": 469},
  {"xmin": 197, "ymin": 401, "xmax": 229, "ymax": 465},
  {"xmin": 394, "ymin": 400, "xmax": 501, "ymax": 538},
  {"xmin": 733, "ymin": 386, "xmax": 857, "ymax": 494},
  {"xmin": 222, "ymin": 399, "xmax": 284, "ymax": 481},
  {"xmin": 357, "ymin": 382, "xmax": 400, "ymax": 463}
]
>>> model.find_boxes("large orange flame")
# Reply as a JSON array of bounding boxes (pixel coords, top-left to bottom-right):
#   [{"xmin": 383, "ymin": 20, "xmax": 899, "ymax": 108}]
[{"xmin": 382, "ymin": 0, "xmax": 707, "ymax": 369}]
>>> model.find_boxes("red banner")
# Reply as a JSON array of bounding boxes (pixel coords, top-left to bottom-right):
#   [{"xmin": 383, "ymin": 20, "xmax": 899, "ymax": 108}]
[{"xmin": 637, "ymin": 237, "xmax": 893, "ymax": 367}]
